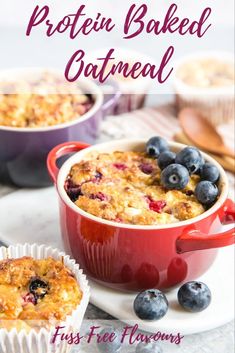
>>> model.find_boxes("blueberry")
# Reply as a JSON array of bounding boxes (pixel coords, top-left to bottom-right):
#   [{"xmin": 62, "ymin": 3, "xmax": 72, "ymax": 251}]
[
  {"xmin": 97, "ymin": 327, "xmax": 122, "ymax": 353},
  {"xmin": 29, "ymin": 277, "xmax": 48, "ymax": 300},
  {"xmin": 175, "ymin": 147, "xmax": 203, "ymax": 174},
  {"xmin": 65, "ymin": 179, "xmax": 82, "ymax": 202},
  {"xmin": 200, "ymin": 163, "xmax": 220, "ymax": 183},
  {"xmin": 158, "ymin": 151, "xmax": 176, "ymax": 170},
  {"xmin": 67, "ymin": 186, "xmax": 82, "ymax": 202},
  {"xmin": 195, "ymin": 155, "xmax": 205, "ymax": 175},
  {"xmin": 178, "ymin": 281, "xmax": 211, "ymax": 312},
  {"xmin": 161, "ymin": 164, "xmax": 189, "ymax": 190},
  {"xmin": 134, "ymin": 289, "xmax": 168, "ymax": 321},
  {"xmin": 146, "ymin": 137, "xmax": 169, "ymax": 158},
  {"xmin": 195, "ymin": 181, "xmax": 218, "ymax": 206},
  {"xmin": 136, "ymin": 341, "xmax": 163, "ymax": 353}
]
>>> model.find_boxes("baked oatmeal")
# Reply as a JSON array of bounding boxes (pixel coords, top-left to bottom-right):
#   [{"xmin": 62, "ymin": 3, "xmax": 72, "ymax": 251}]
[
  {"xmin": 176, "ymin": 58, "xmax": 234, "ymax": 88},
  {"xmin": 0, "ymin": 256, "xmax": 82, "ymax": 328},
  {"xmin": 65, "ymin": 150, "xmax": 205, "ymax": 225},
  {"xmin": 0, "ymin": 72, "xmax": 93, "ymax": 128}
]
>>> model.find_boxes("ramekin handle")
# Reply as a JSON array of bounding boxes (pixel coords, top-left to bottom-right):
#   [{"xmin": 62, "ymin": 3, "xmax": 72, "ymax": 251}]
[
  {"xmin": 47, "ymin": 141, "xmax": 90, "ymax": 183},
  {"xmin": 176, "ymin": 228, "xmax": 235, "ymax": 254},
  {"xmin": 219, "ymin": 198, "xmax": 235, "ymax": 224},
  {"xmin": 176, "ymin": 199, "xmax": 235, "ymax": 253},
  {"xmin": 100, "ymin": 80, "xmax": 121, "ymax": 118}
]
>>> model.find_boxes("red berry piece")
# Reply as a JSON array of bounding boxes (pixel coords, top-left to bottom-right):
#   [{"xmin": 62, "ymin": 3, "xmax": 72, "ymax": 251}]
[
  {"xmin": 139, "ymin": 163, "xmax": 154, "ymax": 175},
  {"xmin": 22, "ymin": 292, "xmax": 37, "ymax": 305},
  {"xmin": 113, "ymin": 163, "xmax": 127, "ymax": 170},
  {"xmin": 90, "ymin": 192, "xmax": 107, "ymax": 201},
  {"xmin": 146, "ymin": 196, "xmax": 166, "ymax": 213}
]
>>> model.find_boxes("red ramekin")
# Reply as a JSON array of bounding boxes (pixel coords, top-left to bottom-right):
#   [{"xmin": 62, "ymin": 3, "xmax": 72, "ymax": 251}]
[{"xmin": 47, "ymin": 140, "xmax": 235, "ymax": 291}]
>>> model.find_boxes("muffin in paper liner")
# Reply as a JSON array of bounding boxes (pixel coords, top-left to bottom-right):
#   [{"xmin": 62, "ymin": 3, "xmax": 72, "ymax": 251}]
[
  {"xmin": 0, "ymin": 244, "xmax": 90, "ymax": 353},
  {"xmin": 175, "ymin": 93, "xmax": 234, "ymax": 126},
  {"xmin": 173, "ymin": 51, "xmax": 234, "ymax": 126}
]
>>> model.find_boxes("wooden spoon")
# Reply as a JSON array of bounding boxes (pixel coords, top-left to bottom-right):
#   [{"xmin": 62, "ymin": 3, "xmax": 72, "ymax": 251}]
[
  {"xmin": 174, "ymin": 131, "xmax": 235, "ymax": 174},
  {"xmin": 179, "ymin": 108, "xmax": 235, "ymax": 158}
]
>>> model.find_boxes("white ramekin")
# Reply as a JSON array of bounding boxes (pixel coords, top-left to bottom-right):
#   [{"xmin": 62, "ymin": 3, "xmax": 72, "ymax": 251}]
[
  {"xmin": 173, "ymin": 51, "xmax": 234, "ymax": 125},
  {"xmin": 0, "ymin": 244, "xmax": 90, "ymax": 353}
]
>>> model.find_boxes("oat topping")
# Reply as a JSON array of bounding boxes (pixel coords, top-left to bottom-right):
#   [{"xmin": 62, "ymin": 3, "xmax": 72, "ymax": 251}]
[
  {"xmin": 177, "ymin": 58, "xmax": 234, "ymax": 88},
  {"xmin": 65, "ymin": 151, "xmax": 205, "ymax": 225},
  {"xmin": 0, "ymin": 72, "xmax": 93, "ymax": 128},
  {"xmin": 0, "ymin": 256, "xmax": 82, "ymax": 330}
]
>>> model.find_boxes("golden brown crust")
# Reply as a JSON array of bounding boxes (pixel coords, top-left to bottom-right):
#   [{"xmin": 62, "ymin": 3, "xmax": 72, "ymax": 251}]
[
  {"xmin": 66, "ymin": 151, "xmax": 205, "ymax": 225},
  {"xmin": 0, "ymin": 72, "xmax": 93, "ymax": 128},
  {"xmin": 0, "ymin": 256, "xmax": 82, "ymax": 330},
  {"xmin": 177, "ymin": 58, "xmax": 234, "ymax": 88}
]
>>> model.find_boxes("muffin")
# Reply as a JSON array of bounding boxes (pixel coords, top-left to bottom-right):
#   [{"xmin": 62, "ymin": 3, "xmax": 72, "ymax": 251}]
[
  {"xmin": 0, "ymin": 244, "xmax": 90, "ymax": 353},
  {"xmin": 173, "ymin": 52, "xmax": 234, "ymax": 125}
]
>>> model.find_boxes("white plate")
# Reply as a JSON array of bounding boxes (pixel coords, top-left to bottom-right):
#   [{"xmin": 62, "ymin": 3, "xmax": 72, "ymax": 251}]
[
  {"xmin": 0, "ymin": 188, "xmax": 234, "ymax": 335},
  {"xmin": 89, "ymin": 244, "xmax": 234, "ymax": 335}
]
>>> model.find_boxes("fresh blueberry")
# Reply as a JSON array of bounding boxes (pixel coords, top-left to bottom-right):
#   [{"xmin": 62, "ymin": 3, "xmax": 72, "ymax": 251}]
[
  {"xmin": 178, "ymin": 281, "xmax": 212, "ymax": 312},
  {"xmin": 200, "ymin": 163, "xmax": 220, "ymax": 183},
  {"xmin": 97, "ymin": 327, "xmax": 122, "ymax": 353},
  {"xmin": 29, "ymin": 277, "xmax": 48, "ymax": 301},
  {"xmin": 134, "ymin": 289, "xmax": 168, "ymax": 321},
  {"xmin": 161, "ymin": 164, "xmax": 189, "ymax": 190},
  {"xmin": 195, "ymin": 181, "xmax": 218, "ymax": 206},
  {"xmin": 175, "ymin": 147, "xmax": 203, "ymax": 174},
  {"xmin": 158, "ymin": 151, "xmax": 176, "ymax": 170},
  {"xmin": 146, "ymin": 137, "xmax": 169, "ymax": 158},
  {"xmin": 195, "ymin": 154, "xmax": 205, "ymax": 175},
  {"xmin": 136, "ymin": 341, "xmax": 163, "ymax": 353}
]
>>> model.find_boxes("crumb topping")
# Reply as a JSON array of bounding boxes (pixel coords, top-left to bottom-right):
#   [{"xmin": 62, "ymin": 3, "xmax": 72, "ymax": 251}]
[
  {"xmin": 0, "ymin": 256, "xmax": 82, "ymax": 330},
  {"xmin": 65, "ymin": 151, "xmax": 205, "ymax": 225},
  {"xmin": 0, "ymin": 72, "xmax": 93, "ymax": 128},
  {"xmin": 177, "ymin": 58, "xmax": 234, "ymax": 88}
]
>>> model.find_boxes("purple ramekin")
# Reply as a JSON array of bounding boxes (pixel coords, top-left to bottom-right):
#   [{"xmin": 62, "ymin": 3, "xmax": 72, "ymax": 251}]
[{"xmin": 0, "ymin": 68, "xmax": 120, "ymax": 187}]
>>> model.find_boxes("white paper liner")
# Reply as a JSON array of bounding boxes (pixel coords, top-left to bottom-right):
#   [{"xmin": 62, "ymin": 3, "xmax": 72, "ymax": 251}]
[
  {"xmin": 175, "ymin": 93, "xmax": 234, "ymax": 125},
  {"xmin": 81, "ymin": 235, "xmax": 118, "ymax": 281},
  {"xmin": 173, "ymin": 51, "xmax": 234, "ymax": 125},
  {"xmin": 0, "ymin": 244, "xmax": 90, "ymax": 353}
]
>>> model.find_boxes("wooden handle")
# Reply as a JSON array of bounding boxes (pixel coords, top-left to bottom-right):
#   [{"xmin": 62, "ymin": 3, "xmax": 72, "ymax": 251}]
[
  {"xmin": 220, "ymin": 146, "xmax": 235, "ymax": 159},
  {"xmin": 174, "ymin": 132, "xmax": 235, "ymax": 174}
]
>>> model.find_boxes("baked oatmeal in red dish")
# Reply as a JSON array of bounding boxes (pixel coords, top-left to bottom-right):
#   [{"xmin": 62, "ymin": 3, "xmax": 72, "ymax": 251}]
[{"xmin": 65, "ymin": 150, "xmax": 205, "ymax": 225}]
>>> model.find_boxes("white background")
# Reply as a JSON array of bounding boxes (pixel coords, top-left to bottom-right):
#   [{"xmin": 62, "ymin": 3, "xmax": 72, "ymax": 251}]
[
  {"xmin": 0, "ymin": 0, "xmax": 234, "ymax": 95},
  {"xmin": 0, "ymin": 0, "xmax": 234, "ymax": 27}
]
